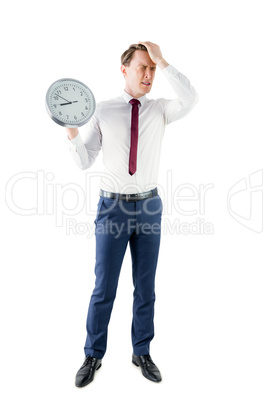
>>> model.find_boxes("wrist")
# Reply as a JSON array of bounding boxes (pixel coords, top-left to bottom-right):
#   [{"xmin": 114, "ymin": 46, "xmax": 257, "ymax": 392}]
[
  {"xmin": 66, "ymin": 127, "xmax": 79, "ymax": 140},
  {"xmin": 156, "ymin": 57, "xmax": 169, "ymax": 70}
]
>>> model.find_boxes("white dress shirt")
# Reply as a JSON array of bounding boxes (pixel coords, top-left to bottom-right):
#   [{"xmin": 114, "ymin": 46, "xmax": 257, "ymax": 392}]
[{"xmin": 69, "ymin": 64, "xmax": 198, "ymax": 194}]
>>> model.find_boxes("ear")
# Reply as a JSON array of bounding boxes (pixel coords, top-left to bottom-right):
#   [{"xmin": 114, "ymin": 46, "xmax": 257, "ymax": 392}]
[{"xmin": 120, "ymin": 65, "xmax": 127, "ymax": 77}]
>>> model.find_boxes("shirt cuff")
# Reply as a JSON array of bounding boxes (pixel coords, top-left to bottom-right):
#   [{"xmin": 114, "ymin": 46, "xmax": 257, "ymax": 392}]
[
  {"xmin": 68, "ymin": 132, "xmax": 85, "ymax": 152},
  {"xmin": 161, "ymin": 64, "xmax": 179, "ymax": 80}
]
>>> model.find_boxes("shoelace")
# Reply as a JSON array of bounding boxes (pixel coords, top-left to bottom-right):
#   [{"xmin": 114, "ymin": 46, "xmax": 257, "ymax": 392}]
[
  {"xmin": 142, "ymin": 355, "xmax": 154, "ymax": 367},
  {"xmin": 82, "ymin": 355, "xmax": 94, "ymax": 367}
]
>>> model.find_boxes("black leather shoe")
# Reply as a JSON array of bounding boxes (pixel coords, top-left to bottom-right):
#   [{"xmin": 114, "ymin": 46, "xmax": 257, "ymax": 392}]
[
  {"xmin": 75, "ymin": 355, "xmax": 102, "ymax": 387},
  {"xmin": 132, "ymin": 354, "xmax": 162, "ymax": 383}
]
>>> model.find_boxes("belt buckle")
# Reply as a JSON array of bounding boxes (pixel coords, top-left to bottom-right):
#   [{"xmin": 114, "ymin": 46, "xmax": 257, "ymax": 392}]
[{"xmin": 126, "ymin": 193, "xmax": 139, "ymax": 202}]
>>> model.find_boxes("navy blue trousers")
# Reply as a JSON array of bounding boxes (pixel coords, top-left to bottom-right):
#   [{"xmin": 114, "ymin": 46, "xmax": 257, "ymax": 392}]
[{"xmin": 84, "ymin": 193, "xmax": 163, "ymax": 359}]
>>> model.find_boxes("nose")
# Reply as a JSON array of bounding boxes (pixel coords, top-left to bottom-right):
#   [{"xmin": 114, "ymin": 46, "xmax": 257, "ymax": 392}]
[{"xmin": 145, "ymin": 69, "xmax": 152, "ymax": 79}]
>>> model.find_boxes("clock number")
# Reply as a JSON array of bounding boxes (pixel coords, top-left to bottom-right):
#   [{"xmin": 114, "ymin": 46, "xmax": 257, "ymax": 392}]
[
  {"xmin": 53, "ymin": 104, "xmax": 57, "ymax": 108},
  {"xmin": 59, "ymin": 111, "xmax": 62, "ymax": 116},
  {"xmin": 73, "ymin": 87, "xmax": 76, "ymax": 91},
  {"xmin": 54, "ymin": 95, "xmax": 59, "ymax": 100},
  {"xmin": 66, "ymin": 115, "xmax": 69, "ymax": 119},
  {"xmin": 56, "ymin": 90, "xmax": 62, "ymax": 95},
  {"xmin": 81, "ymin": 112, "xmax": 85, "ymax": 117},
  {"xmin": 80, "ymin": 91, "xmax": 84, "ymax": 96},
  {"xmin": 74, "ymin": 115, "xmax": 77, "ymax": 120},
  {"xmin": 85, "ymin": 98, "xmax": 88, "ymax": 103},
  {"xmin": 85, "ymin": 106, "xmax": 88, "ymax": 110}
]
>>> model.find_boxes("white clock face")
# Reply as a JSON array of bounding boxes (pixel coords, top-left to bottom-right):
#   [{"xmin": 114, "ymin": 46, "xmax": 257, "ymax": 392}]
[{"xmin": 46, "ymin": 78, "xmax": 95, "ymax": 127}]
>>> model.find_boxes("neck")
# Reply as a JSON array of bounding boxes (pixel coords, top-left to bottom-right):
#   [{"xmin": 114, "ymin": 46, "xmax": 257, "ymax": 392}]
[{"xmin": 124, "ymin": 88, "xmax": 144, "ymax": 99}]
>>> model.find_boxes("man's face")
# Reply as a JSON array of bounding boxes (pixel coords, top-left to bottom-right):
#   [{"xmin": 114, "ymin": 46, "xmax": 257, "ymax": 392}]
[{"xmin": 121, "ymin": 50, "xmax": 156, "ymax": 98}]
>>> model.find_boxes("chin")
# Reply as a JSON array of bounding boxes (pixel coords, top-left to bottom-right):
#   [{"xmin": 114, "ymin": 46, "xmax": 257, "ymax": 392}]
[{"xmin": 141, "ymin": 86, "xmax": 152, "ymax": 94}]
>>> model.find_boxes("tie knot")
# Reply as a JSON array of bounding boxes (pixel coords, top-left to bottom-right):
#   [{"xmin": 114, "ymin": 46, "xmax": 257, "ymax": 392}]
[{"xmin": 130, "ymin": 99, "xmax": 140, "ymax": 107}]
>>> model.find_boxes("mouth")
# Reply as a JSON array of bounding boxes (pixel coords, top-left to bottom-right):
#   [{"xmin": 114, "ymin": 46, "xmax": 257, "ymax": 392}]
[{"xmin": 141, "ymin": 82, "xmax": 151, "ymax": 87}]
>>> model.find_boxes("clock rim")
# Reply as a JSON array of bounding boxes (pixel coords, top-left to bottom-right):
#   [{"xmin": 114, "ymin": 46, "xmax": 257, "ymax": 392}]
[{"xmin": 46, "ymin": 78, "xmax": 96, "ymax": 128}]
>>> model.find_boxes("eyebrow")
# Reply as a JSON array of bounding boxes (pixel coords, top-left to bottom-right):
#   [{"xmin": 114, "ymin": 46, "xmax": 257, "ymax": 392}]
[{"xmin": 138, "ymin": 64, "xmax": 156, "ymax": 69}]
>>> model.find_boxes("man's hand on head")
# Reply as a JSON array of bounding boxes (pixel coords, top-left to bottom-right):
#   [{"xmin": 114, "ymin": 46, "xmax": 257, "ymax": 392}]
[{"xmin": 138, "ymin": 41, "xmax": 169, "ymax": 70}]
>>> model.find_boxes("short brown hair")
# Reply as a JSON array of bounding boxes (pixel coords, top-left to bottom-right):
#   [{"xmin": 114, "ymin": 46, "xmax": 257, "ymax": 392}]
[{"xmin": 121, "ymin": 44, "xmax": 148, "ymax": 66}]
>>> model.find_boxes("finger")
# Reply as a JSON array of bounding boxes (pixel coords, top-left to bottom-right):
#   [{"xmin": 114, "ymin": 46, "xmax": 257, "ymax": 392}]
[
  {"xmin": 138, "ymin": 41, "xmax": 153, "ymax": 47},
  {"xmin": 140, "ymin": 41, "xmax": 157, "ymax": 46},
  {"xmin": 138, "ymin": 41, "xmax": 149, "ymax": 47}
]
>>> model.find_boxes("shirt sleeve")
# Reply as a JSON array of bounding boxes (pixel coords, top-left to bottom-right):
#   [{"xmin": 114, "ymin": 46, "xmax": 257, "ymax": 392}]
[
  {"xmin": 161, "ymin": 64, "xmax": 199, "ymax": 124},
  {"xmin": 68, "ymin": 105, "xmax": 102, "ymax": 170}
]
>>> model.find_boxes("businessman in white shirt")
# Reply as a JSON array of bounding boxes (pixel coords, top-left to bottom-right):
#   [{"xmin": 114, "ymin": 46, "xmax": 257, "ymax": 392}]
[{"xmin": 67, "ymin": 41, "xmax": 198, "ymax": 387}]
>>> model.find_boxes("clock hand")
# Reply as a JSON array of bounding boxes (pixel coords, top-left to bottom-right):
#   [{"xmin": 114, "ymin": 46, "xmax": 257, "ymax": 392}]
[
  {"xmin": 54, "ymin": 101, "xmax": 79, "ymax": 106},
  {"xmin": 55, "ymin": 94, "xmax": 72, "ymax": 103}
]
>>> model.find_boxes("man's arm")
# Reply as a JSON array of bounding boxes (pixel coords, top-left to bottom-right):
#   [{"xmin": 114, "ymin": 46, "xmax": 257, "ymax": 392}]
[
  {"xmin": 66, "ymin": 109, "xmax": 102, "ymax": 170},
  {"xmin": 139, "ymin": 41, "xmax": 199, "ymax": 124}
]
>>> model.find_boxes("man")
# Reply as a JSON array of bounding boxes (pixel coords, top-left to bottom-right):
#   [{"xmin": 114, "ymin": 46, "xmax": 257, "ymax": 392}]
[{"xmin": 66, "ymin": 41, "xmax": 198, "ymax": 386}]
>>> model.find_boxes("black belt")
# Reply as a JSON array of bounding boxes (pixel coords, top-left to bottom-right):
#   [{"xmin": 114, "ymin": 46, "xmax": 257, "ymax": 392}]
[{"xmin": 99, "ymin": 187, "xmax": 158, "ymax": 202}]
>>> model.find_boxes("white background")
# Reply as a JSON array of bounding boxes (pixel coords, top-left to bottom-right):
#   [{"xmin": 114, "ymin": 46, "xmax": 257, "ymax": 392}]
[{"xmin": 1, "ymin": 0, "xmax": 267, "ymax": 401}]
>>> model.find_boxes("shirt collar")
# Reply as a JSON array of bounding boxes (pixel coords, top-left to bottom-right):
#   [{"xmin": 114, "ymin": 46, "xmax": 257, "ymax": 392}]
[{"xmin": 122, "ymin": 90, "xmax": 147, "ymax": 107}]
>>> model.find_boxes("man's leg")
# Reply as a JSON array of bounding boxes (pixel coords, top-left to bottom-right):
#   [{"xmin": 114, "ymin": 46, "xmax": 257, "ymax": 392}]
[
  {"xmin": 129, "ymin": 195, "xmax": 162, "ymax": 356},
  {"xmin": 84, "ymin": 197, "xmax": 135, "ymax": 359}
]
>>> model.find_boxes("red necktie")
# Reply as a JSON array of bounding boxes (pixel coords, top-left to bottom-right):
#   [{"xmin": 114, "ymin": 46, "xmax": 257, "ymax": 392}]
[{"xmin": 129, "ymin": 99, "xmax": 140, "ymax": 175}]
